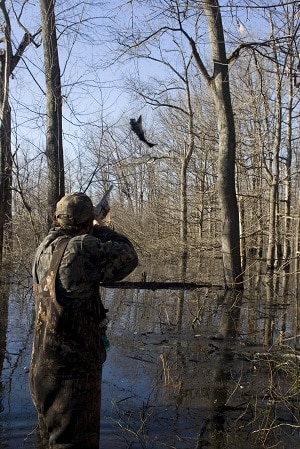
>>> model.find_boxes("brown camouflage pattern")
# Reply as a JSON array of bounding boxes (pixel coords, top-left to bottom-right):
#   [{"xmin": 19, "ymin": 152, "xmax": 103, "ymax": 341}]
[
  {"xmin": 30, "ymin": 226, "xmax": 138, "ymax": 448},
  {"xmin": 55, "ymin": 192, "xmax": 94, "ymax": 225}
]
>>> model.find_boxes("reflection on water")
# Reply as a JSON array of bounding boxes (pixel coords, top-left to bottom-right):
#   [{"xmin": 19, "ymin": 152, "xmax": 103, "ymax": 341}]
[
  {"xmin": 0, "ymin": 286, "xmax": 36, "ymax": 448},
  {"xmin": 0, "ymin": 276, "xmax": 299, "ymax": 448}
]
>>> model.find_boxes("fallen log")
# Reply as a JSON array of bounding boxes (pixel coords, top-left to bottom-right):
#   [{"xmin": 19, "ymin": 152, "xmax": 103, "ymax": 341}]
[{"xmin": 101, "ymin": 281, "xmax": 224, "ymax": 291}]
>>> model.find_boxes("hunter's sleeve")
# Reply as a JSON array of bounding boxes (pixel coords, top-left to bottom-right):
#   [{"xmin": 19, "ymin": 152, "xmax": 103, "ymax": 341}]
[{"xmin": 93, "ymin": 226, "xmax": 138, "ymax": 282}]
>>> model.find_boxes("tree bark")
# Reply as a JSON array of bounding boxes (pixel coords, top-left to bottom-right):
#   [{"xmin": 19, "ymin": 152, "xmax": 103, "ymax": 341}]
[
  {"xmin": 0, "ymin": 2, "xmax": 12, "ymax": 270},
  {"xmin": 201, "ymin": 0, "xmax": 243, "ymax": 289},
  {"xmin": 177, "ymin": 62, "xmax": 195, "ymax": 328},
  {"xmin": 0, "ymin": 52, "xmax": 10, "ymax": 264},
  {"xmin": 282, "ymin": 41, "xmax": 294, "ymax": 268},
  {"xmin": 266, "ymin": 26, "xmax": 281, "ymax": 272},
  {"xmin": 40, "ymin": 0, "xmax": 65, "ymax": 224}
]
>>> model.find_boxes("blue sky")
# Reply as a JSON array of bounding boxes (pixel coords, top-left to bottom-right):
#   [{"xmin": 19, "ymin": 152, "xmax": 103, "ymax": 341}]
[{"xmin": 4, "ymin": 0, "xmax": 298, "ymax": 163}]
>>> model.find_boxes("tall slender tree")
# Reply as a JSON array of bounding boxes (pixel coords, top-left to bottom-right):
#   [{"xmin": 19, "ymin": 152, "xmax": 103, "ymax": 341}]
[
  {"xmin": 40, "ymin": 0, "xmax": 64, "ymax": 224},
  {"xmin": 197, "ymin": 0, "xmax": 243, "ymax": 288},
  {"xmin": 0, "ymin": 1, "xmax": 39, "ymax": 270},
  {"xmin": 113, "ymin": 0, "xmax": 244, "ymax": 288}
]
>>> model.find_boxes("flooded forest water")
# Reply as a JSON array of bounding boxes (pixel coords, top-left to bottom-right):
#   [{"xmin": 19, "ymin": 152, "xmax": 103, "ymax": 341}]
[{"xmin": 0, "ymin": 261, "xmax": 299, "ymax": 449}]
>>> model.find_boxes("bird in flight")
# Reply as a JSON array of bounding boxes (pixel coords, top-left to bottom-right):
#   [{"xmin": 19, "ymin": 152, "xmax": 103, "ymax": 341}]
[{"xmin": 130, "ymin": 115, "xmax": 156, "ymax": 148}]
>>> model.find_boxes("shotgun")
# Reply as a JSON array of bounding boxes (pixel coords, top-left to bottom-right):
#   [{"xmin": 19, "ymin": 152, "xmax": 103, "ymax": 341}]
[{"xmin": 94, "ymin": 184, "xmax": 114, "ymax": 219}]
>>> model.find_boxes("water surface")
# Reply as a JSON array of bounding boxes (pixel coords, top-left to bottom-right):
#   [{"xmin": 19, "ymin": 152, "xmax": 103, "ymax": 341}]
[{"xmin": 0, "ymin": 282, "xmax": 299, "ymax": 448}]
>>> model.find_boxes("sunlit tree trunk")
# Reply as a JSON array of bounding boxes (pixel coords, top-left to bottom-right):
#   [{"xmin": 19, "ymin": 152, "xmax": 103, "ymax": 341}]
[
  {"xmin": 264, "ymin": 279, "xmax": 275, "ymax": 346},
  {"xmin": 176, "ymin": 145, "xmax": 192, "ymax": 329},
  {"xmin": 0, "ymin": 4, "xmax": 12, "ymax": 271},
  {"xmin": 179, "ymin": 67, "xmax": 195, "ymax": 273},
  {"xmin": 200, "ymin": 0, "xmax": 243, "ymax": 289},
  {"xmin": 282, "ymin": 53, "xmax": 294, "ymax": 269},
  {"xmin": 266, "ymin": 34, "xmax": 281, "ymax": 272},
  {"xmin": 40, "ymin": 0, "xmax": 65, "ymax": 224},
  {"xmin": 0, "ymin": 53, "xmax": 11, "ymax": 270},
  {"xmin": 176, "ymin": 56, "xmax": 195, "ymax": 329},
  {"xmin": 183, "ymin": 0, "xmax": 243, "ymax": 288},
  {"xmin": 280, "ymin": 0, "xmax": 299, "ymax": 277}
]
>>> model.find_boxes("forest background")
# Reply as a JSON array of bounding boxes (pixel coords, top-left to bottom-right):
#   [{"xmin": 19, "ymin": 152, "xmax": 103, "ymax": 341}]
[{"xmin": 0, "ymin": 0, "xmax": 299, "ymax": 291}]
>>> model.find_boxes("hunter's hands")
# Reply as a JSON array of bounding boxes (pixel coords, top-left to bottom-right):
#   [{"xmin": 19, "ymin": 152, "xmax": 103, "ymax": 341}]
[{"xmin": 93, "ymin": 201, "xmax": 110, "ymax": 226}]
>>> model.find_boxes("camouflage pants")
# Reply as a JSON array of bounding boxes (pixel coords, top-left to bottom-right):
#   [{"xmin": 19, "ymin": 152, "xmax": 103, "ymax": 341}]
[{"xmin": 30, "ymin": 367, "xmax": 102, "ymax": 449}]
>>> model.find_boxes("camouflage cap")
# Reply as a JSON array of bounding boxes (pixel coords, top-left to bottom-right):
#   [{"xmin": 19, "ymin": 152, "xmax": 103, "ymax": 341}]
[{"xmin": 55, "ymin": 192, "xmax": 94, "ymax": 225}]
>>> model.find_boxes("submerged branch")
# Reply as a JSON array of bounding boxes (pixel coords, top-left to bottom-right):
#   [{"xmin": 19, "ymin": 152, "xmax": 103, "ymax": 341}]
[{"xmin": 101, "ymin": 281, "xmax": 224, "ymax": 290}]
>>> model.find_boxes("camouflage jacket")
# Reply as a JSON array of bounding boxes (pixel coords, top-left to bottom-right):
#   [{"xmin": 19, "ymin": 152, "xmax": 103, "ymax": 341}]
[
  {"xmin": 30, "ymin": 225, "xmax": 138, "ymax": 370},
  {"xmin": 32, "ymin": 225, "xmax": 138, "ymax": 307}
]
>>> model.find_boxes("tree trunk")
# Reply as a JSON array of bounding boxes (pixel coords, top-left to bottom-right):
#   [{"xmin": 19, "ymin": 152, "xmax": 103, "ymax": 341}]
[
  {"xmin": 266, "ymin": 35, "xmax": 281, "ymax": 272},
  {"xmin": 282, "ymin": 56, "xmax": 293, "ymax": 267},
  {"xmin": 0, "ymin": 4, "xmax": 13, "ymax": 270},
  {"xmin": 0, "ymin": 3, "xmax": 38, "ymax": 271},
  {"xmin": 176, "ymin": 156, "xmax": 189, "ymax": 330},
  {"xmin": 202, "ymin": 0, "xmax": 243, "ymax": 289},
  {"xmin": 177, "ymin": 68, "xmax": 195, "ymax": 328},
  {"xmin": 40, "ymin": 0, "xmax": 65, "ymax": 224},
  {"xmin": 0, "ymin": 53, "xmax": 11, "ymax": 269}
]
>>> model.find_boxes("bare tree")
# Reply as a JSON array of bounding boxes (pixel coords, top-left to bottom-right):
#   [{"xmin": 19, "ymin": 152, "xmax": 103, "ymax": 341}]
[
  {"xmin": 84, "ymin": 0, "xmax": 299, "ymax": 287},
  {"xmin": 40, "ymin": 0, "xmax": 64, "ymax": 224},
  {"xmin": 196, "ymin": 0, "xmax": 243, "ymax": 288},
  {"xmin": 280, "ymin": 3, "xmax": 299, "ymax": 269},
  {"xmin": 0, "ymin": 1, "xmax": 39, "ymax": 270},
  {"xmin": 109, "ymin": 0, "xmax": 244, "ymax": 288}
]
